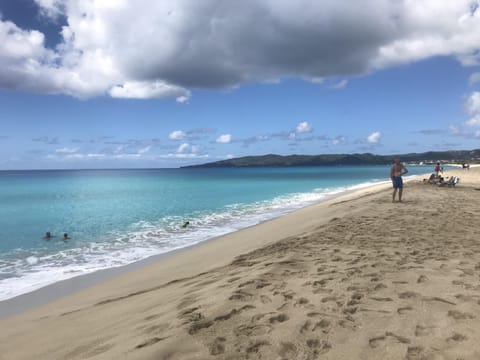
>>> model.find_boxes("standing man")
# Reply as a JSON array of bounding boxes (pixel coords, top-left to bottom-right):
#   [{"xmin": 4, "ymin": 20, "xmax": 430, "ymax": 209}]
[{"xmin": 390, "ymin": 157, "xmax": 408, "ymax": 202}]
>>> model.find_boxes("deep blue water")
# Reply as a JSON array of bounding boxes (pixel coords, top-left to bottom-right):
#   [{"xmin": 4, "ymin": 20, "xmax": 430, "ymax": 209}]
[{"xmin": 0, "ymin": 166, "xmax": 431, "ymax": 300}]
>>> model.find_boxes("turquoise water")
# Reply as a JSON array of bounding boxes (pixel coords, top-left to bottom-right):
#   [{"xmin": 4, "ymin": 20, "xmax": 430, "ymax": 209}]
[{"xmin": 0, "ymin": 166, "xmax": 431, "ymax": 300}]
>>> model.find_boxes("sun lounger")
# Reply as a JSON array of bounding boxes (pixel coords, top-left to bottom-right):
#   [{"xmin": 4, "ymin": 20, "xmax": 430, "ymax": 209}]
[{"xmin": 438, "ymin": 176, "xmax": 459, "ymax": 187}]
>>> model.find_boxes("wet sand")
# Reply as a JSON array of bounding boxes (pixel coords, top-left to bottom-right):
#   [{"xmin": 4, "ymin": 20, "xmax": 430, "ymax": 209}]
[{"xmin": 1, "ymin": 167, "xmax": 479, "ymax": 360}]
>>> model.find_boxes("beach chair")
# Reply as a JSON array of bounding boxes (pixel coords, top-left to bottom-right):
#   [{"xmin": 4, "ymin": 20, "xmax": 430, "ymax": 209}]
[{"xmin": 438, "ymin": 176, "xmax": 459, "ymax": 187}]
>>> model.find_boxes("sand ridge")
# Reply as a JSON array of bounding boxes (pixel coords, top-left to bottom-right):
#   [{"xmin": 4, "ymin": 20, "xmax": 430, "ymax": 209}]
[{"xmin": 1, "ymin": 167, "xmax": 479, "ymax": 359}]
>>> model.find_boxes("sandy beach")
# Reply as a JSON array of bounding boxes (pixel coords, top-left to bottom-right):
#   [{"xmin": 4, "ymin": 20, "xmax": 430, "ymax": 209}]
[{"xmin": 1, "ymin": 166, "xmax": 479, "ymax": 360}]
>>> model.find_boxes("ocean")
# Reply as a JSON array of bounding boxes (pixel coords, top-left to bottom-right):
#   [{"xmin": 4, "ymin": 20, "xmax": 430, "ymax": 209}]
[{"xmin": 0, "ymin": 165, "xmax": 432, "ymax": 301}]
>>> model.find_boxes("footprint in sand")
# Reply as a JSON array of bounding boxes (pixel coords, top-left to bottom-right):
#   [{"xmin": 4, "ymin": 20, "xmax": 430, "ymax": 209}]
[
  {"xmin": 295, "ymin": 297, "xmax": 310, "ymax": 306},
  {"xmin": 305, "ymin": 339, "xmax": 331, "ymax": 357},
  {"xmin": 300, "ymin": 320, "xmax": 313, "ymax": 333},
  {"xmin": 260, "ymin": 295, "xmax": 272, "ymax": 304},
  {"xmin": 368, "ymin": 336, "xmax": 386, "ymax": 348},
  {"xmin": 368, "ymin": 332, "xmax": 411, "ymax": 349},
  {"xmin": 414, "ymin": 324, "xmax": 433, "ymax": 337},
  {"xmin": 374, "ymin": 283, "xmax": 388, "ymax": 290},
  {"xmin": 385, "ymin": 331, "xmax": 411, "ymax": 344},
  {"xmin": 269, "ymin": 313, "xmax": 289, "ymax": 324},
  {"xmin": 235, "ymin": 323, "xmax": 272, "ymax": 337},
  {"xmin": 188, "ymin": 319, "xmax": 214, "ymax": 335},
  {"xmin": 447, "ymin": 333, "xmax": 467, "ymax": 342},
  {"xmin": 417, "ymin": 275, "xmax": 428, "ymax": 283},
  {"xmin": 245, "ymin": 340, "xmax": 270, "ymax": 355},
  {"xmin": 278, "ymin": 342, "xmax": 297, "ymax": 359},
  {"xmin": 277, "ymin": 302, "xmax": 290, "ymax": 311},
  {"xmin": 229, "ymin": 290, "xmax": 253, "ymax": 301},
  {"xmin": 455, "ymin": 294, "xmax": 480, "ymax": 303},
  {"xmin": 281, "ymin": 290, "xmax": 296, "ymax": 300},
  {"xmin": 447, "ymin": 310, "xmax": 475, "ymax": 320},
  {"xmin": 370, "ymin": 297, "xmax": 393, "ymax": 302},
  {"xmin": 342, "ymin": 306, "xmax": 358, "ymax": 315},
  {"xmin": 406, "ymin": 346, "xmax": 430, "ymax": 360},
  {"xmin": 321, "ymin": 295, "xmax": 338, "ymax": 303},
  {"xmin": 208, "ymin": 337, "xmax": 226, "ymax": 355},
  {"xmin": 313, "ymin": 319, "xmax": 331, "ymax": 333},
  {"xmin": 398, "ymin": 291, "xmax": 420, "ymax": 299},
  {"xmin": 134, "ymin": 337, "xmax": 167, "ymax": 349},
  {"xmin": 179, "ymin": 307, "xmax": 204, "ymax": 325},
  {"xmin": 347, "ymin": 292, "xmax": 363, "ymax": 306},
  {"xmin": 214, "ymin": 305, "xmax": 255, "ymax": 322}
]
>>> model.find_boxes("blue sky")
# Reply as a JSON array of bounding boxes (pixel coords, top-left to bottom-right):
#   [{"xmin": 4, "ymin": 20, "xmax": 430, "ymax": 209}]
[{"xmin": 1, "ymin": 1, "xmax": 480, "ymax": 169}]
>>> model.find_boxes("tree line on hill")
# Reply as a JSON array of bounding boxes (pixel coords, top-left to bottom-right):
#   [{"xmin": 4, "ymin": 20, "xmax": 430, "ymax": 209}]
[{"xmin": 182, "ymin": 149, "xmax": 480, "ymax": 168}]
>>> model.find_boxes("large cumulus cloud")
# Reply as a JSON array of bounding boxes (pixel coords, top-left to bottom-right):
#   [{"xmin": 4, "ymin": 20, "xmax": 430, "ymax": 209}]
[{"xmin": 0, "ymin": 0, "xmax": 479, "ymax": 99}]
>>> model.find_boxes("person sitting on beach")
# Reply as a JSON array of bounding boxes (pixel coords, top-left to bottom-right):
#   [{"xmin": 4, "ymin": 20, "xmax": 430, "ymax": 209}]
[
  {"xmin": 43, "ymin": 231, "xmax": 52, "ymax": 240},
  {"xmin": 423, "ymin": 173, "xmax": 436, "ymax": 184},
  {"xmin": 63, "ymin": 233, "xmax": 70, "ymax": 241}
]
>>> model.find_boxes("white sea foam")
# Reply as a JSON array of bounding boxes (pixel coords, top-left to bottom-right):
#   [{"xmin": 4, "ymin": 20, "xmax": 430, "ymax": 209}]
[
  {"xmin": 0, "ymin": 180, "xmax": 386, "ymax": 301},
  {"xmin": 26, "ymin": 256, "xmax": 38, "ymax": 265}
]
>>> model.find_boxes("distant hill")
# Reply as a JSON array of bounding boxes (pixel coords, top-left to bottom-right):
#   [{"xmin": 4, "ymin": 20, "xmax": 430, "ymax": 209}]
[{"xmin": 182, "ymin": 149, "xmax": 480, "ymax": 168}]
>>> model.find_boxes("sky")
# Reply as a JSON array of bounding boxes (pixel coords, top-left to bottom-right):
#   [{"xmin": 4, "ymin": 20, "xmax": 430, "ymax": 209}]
[{"xmin": 1, "ymin": 0, "xmax": 480, "ymax": 169}]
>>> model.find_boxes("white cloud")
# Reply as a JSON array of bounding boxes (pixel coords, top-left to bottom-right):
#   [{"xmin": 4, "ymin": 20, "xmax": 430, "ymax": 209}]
[
  {"xmin": 467, "ymin": 116, "xmax": 480, "ymax": 126},
  {"xmin": 469, "ymin": 72, "xmax": 480, "ymax": 85},
  {"xmin": 466, "ymin": 91, "xmax": 480, "ymax": 126},
  {"xmin": 168, "ymin": 130, "xmax": 186, "ymax": 140},
  {"xmin": 137, "ymin": 146, "xmax": 151, "ymax": 154},
  {"xmin": 332, "ymin": 136, "xmax": 346, "ymax": 145},
  {"xmin": 162, "ymin": 153, "xmax": 209, "ymax": 159},
  {"xmin": 55, "ymin": 147, "xmax": 79, "ymax": 153},
  {"xmin": 177, "ymin": 143, "xmax": 190, "ymax": 153},
  {"xmin": 176, "ymin": 143, "xmax": 200, "ymax": 155},
  {"xmin": 373, "ymin": 2, "xmax": 480, "ymax": 68},
  {"xmin": 331, "ymin": 80, "xmax": 348, "ymax": 89},
  {"xmin": 1, "ymin": 1, "xmax": 480, "ymax": 99},
  {"xmin": 47, "ymin": 152, "xmax": 106, "ymax": 160},
  {"xmin": 33, "ymin": 0, "xmax": 64, "ymax": 19},
  {"xmin": 367, "ymin": 131, "xmax": 382, "ymax": 143},
  {"xmin": 176, "ymin": 95, "xmax": 189, "ymax": 103},
  {"xmin": 109, "ymin": 81, "xmax": 190, "ymax": 100},
  {"xmin": 296, "ymin": 121, "xmax": 313, "ymax": 133},
  {"xmin": 0, "ymin": 20, "xmax": 48, "ymax": 59},
  {"xmin": 216, "ymin": 134, "xmax": 232, "ymax": 143},
  {"xmin": 467, "ymin": 91, "xmax": 480, "ymax": 114}
]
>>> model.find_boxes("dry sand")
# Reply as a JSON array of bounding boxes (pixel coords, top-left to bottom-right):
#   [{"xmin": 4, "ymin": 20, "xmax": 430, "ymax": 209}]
[{"xmin": 1, "ymin": 167, "xmax": 479, "ymax": 360}]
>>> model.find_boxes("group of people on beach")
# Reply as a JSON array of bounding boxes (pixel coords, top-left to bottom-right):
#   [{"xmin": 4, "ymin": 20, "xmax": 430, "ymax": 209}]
[
  {"xmin": 43, "ymin": 232, "xmax": 70, "ymax": 242},
  {"xmin": 392, "ymin": 158, "xmax": 465, "ymax": 200}
]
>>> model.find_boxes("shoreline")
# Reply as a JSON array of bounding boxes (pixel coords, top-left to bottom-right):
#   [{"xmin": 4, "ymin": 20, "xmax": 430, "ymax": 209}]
[
  {"xmin": 1, "ymin": 174, "xmax": 398, "ymax": 304},
  {"xmin": 2, "ymin": 166, "xmax": 479, "ymax": 359},
  {"xmin": 0, "ymin": 178, "xmax": 396, "ymax": 319}
]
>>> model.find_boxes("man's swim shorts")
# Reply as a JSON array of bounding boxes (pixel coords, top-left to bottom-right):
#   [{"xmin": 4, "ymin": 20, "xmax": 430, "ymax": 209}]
[{"xmin": 392, "ymin": 176, "xmax": 403, "ymax": 189}]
